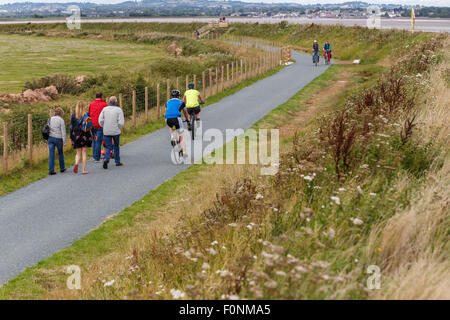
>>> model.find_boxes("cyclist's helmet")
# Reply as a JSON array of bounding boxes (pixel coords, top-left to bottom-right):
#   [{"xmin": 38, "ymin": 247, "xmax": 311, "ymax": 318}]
[
  {"xmin": 188, "ymin": 83, "xmax": 195, "ymax": 89},
  {"xmin": 171, "ymin": 89, "xmax": 181, "ymax": 98},
  {"xmin": 314, "ymin": 40, "xmax": 318, "ymax": 43}
]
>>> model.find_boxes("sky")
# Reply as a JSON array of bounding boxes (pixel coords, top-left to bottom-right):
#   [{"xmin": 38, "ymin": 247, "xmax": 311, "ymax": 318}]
[{"xmin": 0, "ymin": 0, "xmax": 448, "ymax": 6}]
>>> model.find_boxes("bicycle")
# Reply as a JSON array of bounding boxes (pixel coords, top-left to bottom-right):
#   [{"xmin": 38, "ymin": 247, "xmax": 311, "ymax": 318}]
[
  {"xmin": 324, "ymin": 50, "xmax": 331, "ymax": 65},
  {"xmin": 188, "ymin": 102, "xmax": 204, "ymax": 141},
  {"xmin": 169, "ymin": 126, "xmax": 185, "ymax": 165},
  {"xmin": 313, "ymin": 51, "xmax": 320, "ymax": 67}
]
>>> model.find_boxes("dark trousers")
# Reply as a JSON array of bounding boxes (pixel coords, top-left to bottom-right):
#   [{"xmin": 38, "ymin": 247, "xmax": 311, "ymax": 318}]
[
  {"xmin": 92, "ymin": 127, "xmax": 104, "ymax": 161},
  {"xmin": 104, "ymin": 135, "xmax": 120, "ymax": 163},
  {"xmin": 48, "ymin": 136, "xmax": 65, "ymax": 173}
]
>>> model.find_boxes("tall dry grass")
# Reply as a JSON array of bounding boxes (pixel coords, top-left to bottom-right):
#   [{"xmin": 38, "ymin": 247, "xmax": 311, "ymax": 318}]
[{"xmin": 367, "ymin": 47, "xmax": 450, "ymax": 299}]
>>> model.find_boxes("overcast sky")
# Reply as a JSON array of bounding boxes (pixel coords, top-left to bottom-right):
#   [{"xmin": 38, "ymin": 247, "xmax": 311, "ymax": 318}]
[{"xmin": 0, "ymin": 0, "xmax": 448, "ymax": 6}]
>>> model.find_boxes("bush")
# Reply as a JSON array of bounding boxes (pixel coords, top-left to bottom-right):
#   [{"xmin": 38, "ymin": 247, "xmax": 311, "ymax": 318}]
[{"xmin": 24, "ymin": 74, "xmax": 79, "ymax": 95}]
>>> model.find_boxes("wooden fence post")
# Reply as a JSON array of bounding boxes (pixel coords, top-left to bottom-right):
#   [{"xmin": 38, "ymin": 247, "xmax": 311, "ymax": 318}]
[
  {"xmin": 231, "ymin": 62, "xmax": 234, "ymax": 84},
  {"xmin": 28, "ymin": 114, "xmax": 32, "ymax": 166},
  {"xmin": 245, "ymin": 60, "xmax": 248, "ymax": 80},
  {"xmin": 166, "ymin": 79, "xmax": 170, "ymax": 102},
  {"xmin": 157, "ymin": 83, "xmax": 161, "ymax": 119},
  {"xmin": 202, "ymin": 71, "xmax": 206, "ymax": 98},
  {"xmin": 240, "ymin": 59, "xmax": 243, "ymax": 81},
  {"xmin": 226, "ymin": 64, "xmax": 230, "ymax": 88},
  {"xmin": 209, "ymin": 69, "xmax": 213, "ymax": 97},
  {"xmin": 132, "ymin": 90, "xmax": 136, "ymax": 129},
  {"xmin": 119, "ymin": 93, "xmax": 123, "ymax": 109},
  {"xmin": 186, "ymin": 74, "xmax": 189, "ymax": 92},
  {"xmin": 193, "ymin": 74, "xmax": 197, "ymax": 90},
  {"xmin": 215, "ymin": 67, "xmax": 219, "ymax": 94},
  {"xmin": 3, "ymin": 122, "xmax": 7, "ymax": 176},
  {"xmin": 221, "ymin": 65, "xmax": 224, "ymax": 92},
  {"xmin": 176, "ymin": 77, "xmax": 180, "ymax": 91},
  {"xmin": 145, "ymin": 86, "xmax": 149, "ymax": 121}
]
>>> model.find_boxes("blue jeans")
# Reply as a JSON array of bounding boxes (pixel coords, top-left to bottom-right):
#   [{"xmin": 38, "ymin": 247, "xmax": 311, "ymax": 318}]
[
  {"xmin": 313, "ymin": 51, "xmax": 319, "ymax": 62},
  {"xmin": 104, "ymin": 135, "xmax": 120, "ymax": 163},
  {"xmin": 92, "ymin": 127, "xmax": 104, "ymax": 161},
  {"xmin": 48, "ymin": 136, "xmax": 65, "ymax": 173}
]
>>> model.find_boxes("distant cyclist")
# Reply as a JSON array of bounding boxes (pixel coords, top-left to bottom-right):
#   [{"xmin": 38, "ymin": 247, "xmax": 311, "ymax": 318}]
[
  {"xmin": 312, "ymin": 40, "xmax": 320, "ymax": 64},
  {"xmin": 323, "ymin": 40, "xmax": 332, "ymax": 63},
  {"xmin": 165, "ymin": 90, "xmax": 189, "ymax": 157},
  {"xmin": 183, "ymin": 83, "xmax": 204, "ymax": 130}
]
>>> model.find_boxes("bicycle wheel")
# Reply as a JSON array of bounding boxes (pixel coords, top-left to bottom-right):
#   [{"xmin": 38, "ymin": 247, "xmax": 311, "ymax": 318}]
[{"xmin": 191, "ymin": 116, "xmax": 196, "ymax": 140}]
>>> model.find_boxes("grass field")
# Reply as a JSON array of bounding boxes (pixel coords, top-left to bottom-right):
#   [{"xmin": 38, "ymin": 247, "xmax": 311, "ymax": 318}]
[{"xmin": 0, "ymin": 34, "xmax": 165, "ymax": 92}]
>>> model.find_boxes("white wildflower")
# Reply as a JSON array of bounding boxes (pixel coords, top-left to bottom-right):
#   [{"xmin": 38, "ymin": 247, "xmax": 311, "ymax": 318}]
[
  {"xmin": 328, "ymin": 228, "xmax": 336, "ymax": 239},
  {"xmin": 303, "ymin": 175, "xmax": 314, "ymax": 181},
  {"xmin": 312, "ymin": 261, "xmax": 330, "ymax": 269},
  {"xmin": 104, "ymin": 279, "xmax": 115, "ymax": 287},
  {"xmin": 377, "ymin": 133, "xmax": 390, "ymax": 138},
  {"xmin": 255, "ymin": 193, "xmax": 264, "ymax": 200},
  {"xmin": 264, "ymin": 280, "xmax": 278, "ymax": 289},
  {"xmin": 369, "ymin": 192, "xmax": 377, "ymax": 197},
  {"xmin": 351, "ymin": 218, "xmax": 364, "ymax": 225},
  {"xmin": 218, "ymin": 270, "xmax": 233, "ymax": 278},
  {"xmin": 206, "ymin": 248, "xmax": 217, "ymax": 256},
  {"xmin": 330, "ymin": 196, "xmax": 341, "ymax": 205},
  {"xmin": 275, "ymin": 270, "xmax": 287, "ymax": 277},
  {"xmin": 360, "ymin": 164, "xmax": 369, "ymax": 169},
  {"xmin": 211, "ymin": 240, "xmax": 218, "ymax": 246},
  {"xmin": 228, "ymin": 223, "xmax": 238, "ymax": 227},
  {"xmin": 170, "ymin": 289, "xmax": 186, "ymax": 299},
  {"xmin": 357, "ymin": 186, "xmax": 364, "ymax": 194},
  {"xmin": 294, "ymin": 265, "xmax": 308, "ymax": 273},
  {"xmin": 201, "ymin": 262, "xmax": 210, "ymax": 270}
]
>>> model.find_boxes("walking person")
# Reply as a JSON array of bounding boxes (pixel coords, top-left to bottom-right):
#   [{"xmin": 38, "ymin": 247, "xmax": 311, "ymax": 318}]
[
  {"xmin": 89, "ymin": 92, "xmax": 108, "ymax": 163},
  {"xmin": 70, "ymin": 101, "xmax": 93, "ymax": 175},
  {"xmin": 99, "ymin": 96, "xmax": 124, "ymax": 169},
  {"xmin": 47, "ymin": 107, "xmax": 66, "ymax": 175}
]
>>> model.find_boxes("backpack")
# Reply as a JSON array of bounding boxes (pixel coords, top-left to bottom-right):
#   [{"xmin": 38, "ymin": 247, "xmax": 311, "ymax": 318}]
[
  {"xmin": 42, "ymin": 118, "xmax": 50, "ymax": 140},
  {"xmin": 80, "ymin": 113, "xmax": 93, "ymax": 133}
]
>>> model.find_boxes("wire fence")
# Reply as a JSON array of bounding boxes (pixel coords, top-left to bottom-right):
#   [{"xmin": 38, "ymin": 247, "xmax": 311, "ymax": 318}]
[{"xmin": 0, "ymin": 40, "xmax": 285, "ymax": 176}]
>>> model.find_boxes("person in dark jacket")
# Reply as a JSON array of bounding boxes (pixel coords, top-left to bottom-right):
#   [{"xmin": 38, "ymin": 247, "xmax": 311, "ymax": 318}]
[
  {"xmin": 89, "ymin": 92, "xmax": 108, "ymax": 162},
  {"xmin": 70, "ymin": 101, "xmax": 92, "ymax": 175},
  {"xmin": 312, "ymin": 40, "xmax": 320, "ymax": 63}
]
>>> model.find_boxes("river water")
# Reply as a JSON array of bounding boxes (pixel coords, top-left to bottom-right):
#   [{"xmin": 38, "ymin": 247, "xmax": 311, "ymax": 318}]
[{"xmin": 0, "ymin": 17, "xmax": 449, "ymax": 33}]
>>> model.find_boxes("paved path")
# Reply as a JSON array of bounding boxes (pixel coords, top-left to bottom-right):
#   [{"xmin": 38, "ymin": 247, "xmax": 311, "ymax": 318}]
[{"xmin": 0, "ymin": 51, "xmax": 329, "ymax": 284}]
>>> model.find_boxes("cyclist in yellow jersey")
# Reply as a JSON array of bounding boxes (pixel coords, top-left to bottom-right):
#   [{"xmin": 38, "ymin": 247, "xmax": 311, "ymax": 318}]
[{"xmin": 183, "ymin": 83, "xmax": 204, "ymax": 130}]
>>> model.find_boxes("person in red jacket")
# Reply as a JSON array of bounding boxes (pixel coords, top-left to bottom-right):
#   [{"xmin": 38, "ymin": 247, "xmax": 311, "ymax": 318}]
[{"xmin": 89, "ymin": 92, "xmax": 108, "ymax": 162}]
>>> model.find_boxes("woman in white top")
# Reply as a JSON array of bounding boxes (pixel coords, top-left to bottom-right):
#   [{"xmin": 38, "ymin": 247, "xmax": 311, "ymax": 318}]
[{"xmin": 48, "ymin": 107, "xmax": 66, "ymax": 175}]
